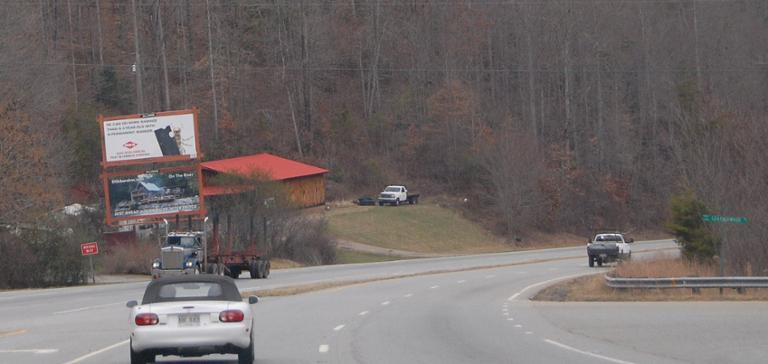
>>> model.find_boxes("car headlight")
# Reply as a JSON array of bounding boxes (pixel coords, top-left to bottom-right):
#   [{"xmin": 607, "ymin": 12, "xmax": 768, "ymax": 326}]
[
  {"xmin": 152, "ymin": 260, "xmax": 160, "ymax": 269},
  {"xmin": 185, "ymin": 261, "xmax": 194, "ymax": 268}
]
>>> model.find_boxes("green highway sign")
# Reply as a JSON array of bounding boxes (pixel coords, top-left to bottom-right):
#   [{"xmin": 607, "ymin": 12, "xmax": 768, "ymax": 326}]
[{"xmin": 702, "ymin": 214, "xmax": 749, "ymax": 224}]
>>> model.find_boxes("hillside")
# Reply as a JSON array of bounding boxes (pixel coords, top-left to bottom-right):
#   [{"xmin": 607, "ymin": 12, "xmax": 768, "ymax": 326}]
[{"xmin": 326, "ymin": 203, "xmax": 509, "ymax": 254}]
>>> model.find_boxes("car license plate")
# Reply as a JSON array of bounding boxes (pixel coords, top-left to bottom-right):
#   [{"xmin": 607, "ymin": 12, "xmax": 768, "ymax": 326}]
[{"xmin": 178, "ymin": 313, "xmax": 200, "ymax": 327}]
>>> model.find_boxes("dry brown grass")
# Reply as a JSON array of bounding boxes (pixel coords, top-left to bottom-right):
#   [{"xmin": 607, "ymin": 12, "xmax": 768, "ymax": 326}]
[
  {"xmin": 614, "ymin": 253, "xmax": 718, "ymax": 278},
  {"xmin": 535, "ymin": 255, "xmax": 768, "ymax": 302},
  {"xmin": 270, "ymin": 258, "xmax": 304, "ymax": 269}
]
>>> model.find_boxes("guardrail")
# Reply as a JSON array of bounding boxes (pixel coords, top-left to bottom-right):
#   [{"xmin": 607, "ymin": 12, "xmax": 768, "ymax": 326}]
[{"xmin": 604, "ymin": 275, "xmax": 768, "ymax": 294}]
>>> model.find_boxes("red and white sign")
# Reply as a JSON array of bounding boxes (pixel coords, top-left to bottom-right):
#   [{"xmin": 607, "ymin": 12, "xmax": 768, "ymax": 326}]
[
  {"xmin": 99, "ymin": 109, "xmax": 200, "ymax": 167},
  {"xmin": 80, "ymin": 242, "xmax": 99, "ymax": 256}
]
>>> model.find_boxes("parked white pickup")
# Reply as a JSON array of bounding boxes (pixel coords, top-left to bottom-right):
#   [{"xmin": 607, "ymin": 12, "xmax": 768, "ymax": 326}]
[{"xmin": 377, "ymin": 185, "xmax": 420, "ymax": 206}]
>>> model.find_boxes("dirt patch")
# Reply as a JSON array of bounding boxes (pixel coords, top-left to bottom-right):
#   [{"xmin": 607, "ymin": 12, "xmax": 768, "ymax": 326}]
[{"xmin": 270, "ymin": 258, "xmax": 304, "ymax": 269}]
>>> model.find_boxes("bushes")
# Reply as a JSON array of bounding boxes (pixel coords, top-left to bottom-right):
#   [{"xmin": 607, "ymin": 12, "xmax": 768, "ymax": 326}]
[
  {"xmin": 0, "ymin": 228, "xmax": 88, "ymax": 289},
  {"xmin": 666, "ymin": 191, "xmax": 720, "ymax": 260},
  {"xmin": 99, "ymin": 240, "xmax": 156, "ymax": 275}
]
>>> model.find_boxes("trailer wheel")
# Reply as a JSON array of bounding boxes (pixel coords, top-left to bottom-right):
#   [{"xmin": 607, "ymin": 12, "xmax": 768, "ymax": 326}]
[
  {"xmin": 229, "ymin": 268, "xmax": 241, "ymax": 279},
  {"xmin": 588, "ymin": 256, "xmax": 594, "ymax": 267},
  {"xmin": 263, "ymin": 260, "xmax": 271, "ymax": 278},
  {"xmin": 597, "ymin": 257, "xmax": 603, "ymax": 267},
  {"xmin": 249, "ymin": 261, "xmax": 259, "ymax": 279},
  {"xmin": 257, "ymin": 260, "xmax": 267, "ymax": 279}
]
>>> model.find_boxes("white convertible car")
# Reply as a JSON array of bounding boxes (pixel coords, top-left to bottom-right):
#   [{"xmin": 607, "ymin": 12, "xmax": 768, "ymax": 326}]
[{"xmin": 127, "ymin": 274, "xmax": 259, "ymax": 364}]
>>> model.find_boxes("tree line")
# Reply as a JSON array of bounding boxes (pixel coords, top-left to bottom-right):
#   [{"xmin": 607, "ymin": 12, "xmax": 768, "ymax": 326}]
[{"xmin": 1, "ymin": 0, "xmax": 767, "ymax": 274}]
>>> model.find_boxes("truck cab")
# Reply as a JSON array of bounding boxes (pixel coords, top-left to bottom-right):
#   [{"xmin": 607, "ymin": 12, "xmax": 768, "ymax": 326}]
[
  {"xmin": 587, "ymin": 232, "xmax": 632, "ymax": 267},
  {"xmin": 151, "ymin": 232, "xmax": 204, "ymax": 279}
]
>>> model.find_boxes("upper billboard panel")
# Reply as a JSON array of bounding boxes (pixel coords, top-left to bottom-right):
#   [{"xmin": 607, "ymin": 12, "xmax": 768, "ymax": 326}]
[{"xmin": 100, "ymin": 109, "xmax": 200, "ymax": 167}]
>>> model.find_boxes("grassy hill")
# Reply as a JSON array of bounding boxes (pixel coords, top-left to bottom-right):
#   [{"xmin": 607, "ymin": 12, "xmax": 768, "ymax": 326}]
[{"xmin": 327, "ymin": 203, "xmax": 509, "ymax": 254}]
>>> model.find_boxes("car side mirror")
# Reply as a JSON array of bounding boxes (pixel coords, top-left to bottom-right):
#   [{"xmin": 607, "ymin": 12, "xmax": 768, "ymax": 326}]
[
  {"xmin": 627, "ymin": 238, "xmax": 634, "ymax": 243},
  {"xmin": 248, "ymin": 296, "xmax": 260, "ymax": 304},
  {"xmin": 126, "ymin": 300, "xmax": 138, "ymax": 308}
]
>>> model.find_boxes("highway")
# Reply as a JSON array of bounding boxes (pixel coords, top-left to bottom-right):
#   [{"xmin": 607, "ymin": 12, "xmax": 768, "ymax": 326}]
[{"xmin": 1, "ymin": 239, "xmax": 766, "ymax": 363}]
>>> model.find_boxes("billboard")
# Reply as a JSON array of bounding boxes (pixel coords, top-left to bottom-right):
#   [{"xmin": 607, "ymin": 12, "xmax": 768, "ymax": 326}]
[
  {"xmin": 103, "ymin": 166, "xmax": 205, "ymax": 224},
  {"xmin": 99, "ymin": 109, "xmax": 200, "ymax": 166}
]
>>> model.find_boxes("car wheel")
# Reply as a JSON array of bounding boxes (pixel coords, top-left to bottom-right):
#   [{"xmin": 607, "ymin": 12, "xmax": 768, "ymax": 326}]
[
  {"xmin": 229, "ymin": 268, "xmax": 241, "ymax": 279},
  {"xmin": 395, "ymin": 199, "xmax": 400, "ymax": 206},
  {"xmin": 597, "ymin": 257, "xmax": 603, "ymax": 267},
  {"xmin": 238, "ymin": 332, "xmax": 255, "ymax": 364},
  {"xmin": 130, "ymin": 339, "xmax": 152, "ymax": 364},
  {"xmin": 588, "ymin": 256, "xmax": 594, "ymax": 267},
  {"xmin": 194, "ymin": 265, "xmax": 201, "ymax": 275},
  {"xmin": 249, "ymin": 261, "xmax": 259, "ymax": 279}
]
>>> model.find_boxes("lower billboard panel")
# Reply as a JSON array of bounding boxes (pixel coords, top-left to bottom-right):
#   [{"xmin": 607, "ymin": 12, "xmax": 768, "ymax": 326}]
[{"xmin": 103, "ymin": 166, "xmax": 205, "ymax": 224}]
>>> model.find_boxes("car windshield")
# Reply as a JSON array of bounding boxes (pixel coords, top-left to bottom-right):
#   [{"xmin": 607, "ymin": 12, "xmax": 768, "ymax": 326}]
[
  {"xmin": 142, "ymin": 279, "xmax": 242, "ymax": 303},
  {"xmin": 596, "ymin": 235, "xmax": 622, "ymax": 242},
  {"xmin": 385, "ymin": 187, "xmax": 400, "ymax": 192},
  {"xmin": 167, "ymin": 236, "xmax": 199, "ymax": 248}
]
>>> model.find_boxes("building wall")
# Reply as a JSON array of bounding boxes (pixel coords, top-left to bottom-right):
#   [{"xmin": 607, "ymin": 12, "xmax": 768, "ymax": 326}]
[{"xmin": 284, "ymin": 174, "xmax": 326, "ymax": 207}]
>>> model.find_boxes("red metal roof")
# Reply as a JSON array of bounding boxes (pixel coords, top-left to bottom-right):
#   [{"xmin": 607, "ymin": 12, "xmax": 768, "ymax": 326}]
[{"xmin": 201, "ymin": 153, "xmax": 328, "ymax": 181}]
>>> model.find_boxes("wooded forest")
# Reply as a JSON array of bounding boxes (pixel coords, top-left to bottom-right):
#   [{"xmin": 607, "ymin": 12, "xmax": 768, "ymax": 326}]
[{"xmin": 2, "ymin": 0, "xmax": 768, "ymax": 273}]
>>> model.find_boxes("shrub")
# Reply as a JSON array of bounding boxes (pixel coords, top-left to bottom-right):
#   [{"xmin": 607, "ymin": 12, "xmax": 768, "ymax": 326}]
[{"xmin": 666, "ymin": 190, "xmax": 720, "ymax": 260}]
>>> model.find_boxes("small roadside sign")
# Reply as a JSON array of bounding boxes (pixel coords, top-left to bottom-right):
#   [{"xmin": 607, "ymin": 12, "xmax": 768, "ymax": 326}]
[
  {"xmin": 81, "ymin": 242, "xmax": 99, "ymax": 256},
  {"xmin": 701, "ymin": 214, "xmax": 748, "ymax": 224}
]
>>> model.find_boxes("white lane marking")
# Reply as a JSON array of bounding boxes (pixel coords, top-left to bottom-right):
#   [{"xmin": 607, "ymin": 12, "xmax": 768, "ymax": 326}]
[
  {"xmin": 514, "ymin": 324, "xmax": 523, "ymax": 328},
  {"xmin": 381, "ymin": 301, "xmax": 390, "ymax": 306},
  {"xmin": 359, "ymin": 311, "xmax": 369, "ymax": 316},
  {"xmin": 525, "ymin": 331, "xmax": 533, "ymax": 335},
  {"xmin": 502, "ymin": 308, "xmax": 508, "ymax": 312},
  {"xmin": 53, "ymin": 302, "xmax": 123, "ymax": 315},
  {"xmin": 430, "ymin": 285, "xmax": 439, "ymax": 289},
  {"xmin": 485, "ymin": 275, "xmax": 495, "ymax": 279},
  {"xmin": 61, "ymin": 339, "xmax": 128, "ymax": 364},
  {"xmin": 544, "ymin": 339, "xmax": 636, "ymax": 364},
  {"xmin": 404, "ymin": 293, "xmax": 413, "ymax": 298},
  {"xmin": 507, "ymin": 318, "xmax": 515, "ymax": 321},
  {"xmin": 508, "ymin": 273, "xmax": 592, "ymax": 301},
  {"xmin": 503, "ymin": 312, "xmax": 509, "ymax": 316},
  {"xmin": 457, "ymin": 280, "xmax": 466, "ymax": 284},
  {"xmin": 0, "ymin": 349, "xmax": 58, "ymax": 354},
  {"xmin": 319, "ymin": 344, "xmax": 329, "ymax": 353},
  {"xmin": 334, "ymin": 325, "xmax": 345, "ymax": 331}
]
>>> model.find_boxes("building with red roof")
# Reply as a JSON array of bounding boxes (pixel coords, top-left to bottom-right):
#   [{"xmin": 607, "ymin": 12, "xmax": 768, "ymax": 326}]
[{"xmin": 201, "ymin": 153, "xmax": 328, "ymax": 207}]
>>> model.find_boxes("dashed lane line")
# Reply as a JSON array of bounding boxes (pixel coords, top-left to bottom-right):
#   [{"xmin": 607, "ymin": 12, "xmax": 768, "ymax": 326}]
[
  {"xmin": 544, "ymin": 339, "xmax": 636, "ymax": 364},
  {"xmin": 430, "ymin": 285, "xmax": 439, "ymax": 289},
  {"xmin": 53, "ymin": 302, "xmax": 123, "ymax": 315},
  {"xmin": 404, "ymin": 293, "xmax": 413, "ymax": 298},
  {"xmin": 319, "ymin": 345, "xmax": 329, "ymax": 353},
  {"xmin": 359, "ymin": 311, "xmax": 369, "ymax": 316},
  {"xmin": 0, "ymin": 349, "xmax": 58, "ymax": 354},
  {"xmin": 381, "ymin": 301, "xmax": 390, "ymax": 306},
  {"xmin": 334, "ymin": 325, "xmax": 345, "ymax": 331},
  {"xmin": 61, "ymin": 339, "xmax": 128, "ymax": 364}
]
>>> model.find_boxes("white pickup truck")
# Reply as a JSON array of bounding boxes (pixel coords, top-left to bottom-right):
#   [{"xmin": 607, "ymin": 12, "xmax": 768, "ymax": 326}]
[
  {"xmin": 587, "ymin": 232, "xmax": 633, "ymax": 267},
  {"xmin": 377, "ymin": 185, "xmax": 420, "ymax": 206}
]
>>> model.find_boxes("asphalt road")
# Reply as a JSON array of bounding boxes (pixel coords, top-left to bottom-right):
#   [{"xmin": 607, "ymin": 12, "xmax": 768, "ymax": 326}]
[{"xmin": 2, "ymin": 240, "xmax": 765, "ymax": 364}]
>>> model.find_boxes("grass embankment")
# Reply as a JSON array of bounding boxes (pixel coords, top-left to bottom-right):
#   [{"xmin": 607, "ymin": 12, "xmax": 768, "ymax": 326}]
[
  {"xmin": 535, "ymin": 255, "xmax": 768, "ymax": 301},
  {"xmin": 327, "ymin": 204, "xmax": 508, "ymax": 254}
]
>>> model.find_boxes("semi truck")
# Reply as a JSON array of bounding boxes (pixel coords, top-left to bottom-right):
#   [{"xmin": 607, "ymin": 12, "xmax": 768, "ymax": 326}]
[{"xmin": 151, "ymin": 227, "xmax": 270, "ymax": 280}]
